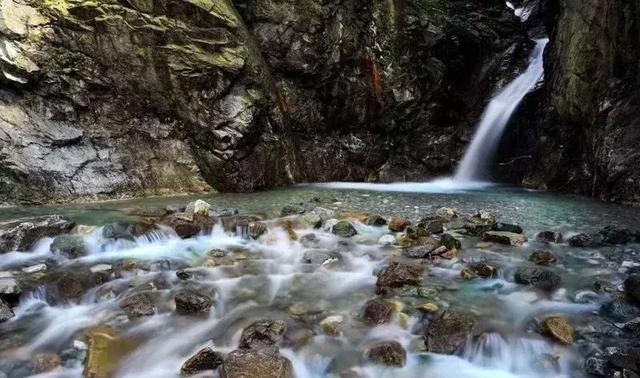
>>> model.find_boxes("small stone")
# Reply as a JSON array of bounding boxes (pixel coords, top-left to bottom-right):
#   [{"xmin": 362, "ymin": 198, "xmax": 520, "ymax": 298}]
[
  {"xmin": 415, "ymin": 302, "xmax": 439, "ymax": 314},
  {"xmin": 539, "ymin": 316, "xmax": 574, "ymax": 344},
  {"xmin": 482, "ymin": 231, "xmax": 527, "ymax": 246},
  {"xmin": 389, "ymin": 217, "xmax": 410, "ymax": 232},
  {"xmin": 33, "ymin": 353, "xmax": 62, "ymax": 373},
  {"xmin": 363, "ymin": 298, "xmax": 393, "ymax": 325},
  {"xmin": 529, "ymin": 250, "xmax": 558, "ymax": 266},
  {"xmin": 376, "ymin": 262, "xmax": 423, "ymax": 288},
  {"xmin": 332, "ymin": 221, "xmax": 357, "ymax": 237},
  {"xmin": 435, "ymin": 208, "xmax": 458, "ymax": 221},
  {"xmin": 180, "ymin": 347, "xmax": 223, "ymax": 376},
  {"xmin": 366, "ymin": 341, "xmax": 406, "ymax": 367},
  {"xmin": 174, "ymin": 288, "xmax": 213, "ymax": 314},
  {"xmin": 366, "ymin": 215, "xmax": 387, "ymax": 226},
  {"xmin": 536, "ymin": 231, "xmax": 563, "ymax": 243}
]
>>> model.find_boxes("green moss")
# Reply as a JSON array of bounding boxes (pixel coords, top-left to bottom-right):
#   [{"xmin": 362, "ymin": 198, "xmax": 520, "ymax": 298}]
[
  {"xmin": 183, "ymin": 0, "xmax": 240, "ymax": 28},
  {"xmin": 163, "ymin": 43, "xmax": 245, "ymax": 74}
]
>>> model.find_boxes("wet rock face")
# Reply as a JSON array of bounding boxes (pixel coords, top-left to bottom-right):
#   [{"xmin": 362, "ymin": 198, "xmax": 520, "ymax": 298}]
[
  {"xmin": 425, "ymin": 311, "xmax": 475, "ymax": 354},
  {"xmin": 0, "ymin": 0, "xmax": 528, "ymax": 203},
  {"xmin": 0, "ymin": 215, "xmax": 74, "ymax": 252}
]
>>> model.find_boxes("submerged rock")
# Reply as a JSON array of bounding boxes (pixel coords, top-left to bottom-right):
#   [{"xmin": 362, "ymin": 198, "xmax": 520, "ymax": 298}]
[
  {"xmin": 529, "ymin": 250, "xmax": 558, "ymax": 266},
  {"xmin": 0, "ymin": 215, "xmax": 74, "ymax": 252},
  {"xmin": 50, "ymin": 235, "xmax": 87, "ymax": 259},
  {"xmin": 376, "ymin": 262, "xmax": 423, "ymax": 288},
  {"xmin": 174, "ymin": 288, "xmax": 213, "ymax": 315},
  {"xmin": 539, "ymin": 316, "xmax": 574, "ymax": 344},
  {"xmin": 120, "ymin": 293, "xmax": 155, "ymax": 318},
  {"xmin": 222, "ymin": 348, "xmax": 293, "ymax": 378},
  {"xmin": 482, "ymin": 231, "xmax": 527, "ymax": 246},
  {"xmin": 389, "ymin": 217, "xmax": 411, "ymax": 232},
  {"xmin": 363, "ymin": 298, "xmax": 393, "ymax": 325},
  {"xmin": 332, "ymin": 221, "xmax": 357, "ymax": 238},
  {"xmin": 365, "ymin": 340, "xmax": 406, "ymax": 367},
  {"xmin": 180, "ymin": 347, "xmax": 224, "ymax": 376},
  {"xmin": 514, "ymin": 267, "xmax": 561, "ymax": 292},
  {"xmin": 536, "ymin": 231, "xmax": 563, "ymax": 244},
  {"xmin": 239, "ymin": 320, "xmax": 286, "ymax": 350},
  {"xmin": 425, "ymin": 311, "xmax": 475, "ymax": 354}
]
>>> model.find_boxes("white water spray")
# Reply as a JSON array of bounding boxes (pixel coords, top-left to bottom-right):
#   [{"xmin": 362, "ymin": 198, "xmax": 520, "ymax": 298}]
[{"xmin": 454, "ymin": 37, "xmax": 548, "ymax": 182}]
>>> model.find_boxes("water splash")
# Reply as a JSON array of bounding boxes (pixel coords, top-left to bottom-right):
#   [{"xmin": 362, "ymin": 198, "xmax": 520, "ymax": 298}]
[{"xmin": 454, "ymin": 38, "xmax": 548, "ymax": 182}]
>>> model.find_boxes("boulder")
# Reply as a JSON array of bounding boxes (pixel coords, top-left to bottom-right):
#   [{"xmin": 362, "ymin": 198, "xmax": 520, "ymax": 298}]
[
  {"xmin": 376, "ymin": 262, "xmax": 423, "ymax": 288},
  {"xmin": 493, "ymin": 222, "xmax": 523, "ymax": 234},
  {"xmin": 625, "ymin": 275, "xmax": 640, "ymax": 304},
  {"xmin": 366, "ymin": 215, "xmax": 387, "ymax": 226},
  {"xmin": 425, "ymin": 311, "xmax": 475, "ymax": 354},
  {"xmin": 180, "ymin": 347, "xmax": 224, "ymax": 376},
  {"xmin": 366, "ymin": 341, "xmax": 406, "ymax": 367},
  {"xmin": 363, "ymin": 298, "xmax": 393, "ymax": 325},
  {"xmin": 402, "ymin": 240, "xmax": 439, "ymax": 259},
  {"xmin": 239, "ymin": 320, "xmax": 286, "ymax": 350},
  {"xmin": 302, "ymin": 249, "xmax": 340, "ymax": 265},
  {"xmin": 539, "ymin": 316, "xmax": 574, "ymax": 344},
  {"xmin": 221, "ymin": 348, "xmax": 293, "ymax": 378},
  {"xmin": 536, "ymin": 231, "xmax": 563, "ymax": 244},
  {"xmin": 248, "ymin": 222, "xmax": 268, "ymax": 239},
  {"xmin": 529, "ymin": 250, "xmax": 558, "ymax": 266},
  {"xmin": 0, "ymin": 298, "xmax": 14, "ymax": 322},
  {"xmin": 174, "ymin": 288, "xmax": 213, "ymax": 314},
  {"xmin": 50, "ymin": 235, "xmax": 88, "ymax": 258},
  {"xmin": 389, "ymin": 217, "xmax": 410, "ymax": 232},
  {"xmin": 0, "ymin": 215, "xmax": 74, "ymax": 252},
  {"xmin": 185, "ymin": 200, "xmax": 211, "ymax": 216},
  {"xmin": 331, "ymin": 221, "xmax": 357, "ymax": 237},
  {"xmin": 514, "ymin": 267, "xmax": 562, "ymax": 292},
  {"xmin": 160, "ymin": 214, "xmax": 204, "ymax": 239},
  {"xmin": 482, "ymin": 231, "xmax": 527, "ymax": 246},
  {"xmin": 568, "ymin": 233, "xmax": 602, "ymax": 247},
  {"xmin": 120, "ymin": 293, "xmax": 155, "ymax": 318},
  {"xmin": 281, "ymin": 204, "xmax": 306, "ymax": 216},
  {"xmin": 49, "ymin": 267, "xmax": 96, "ymax": 301},
  {"xmin": 417, "ymin": 216, "xmax": 445, "ymax": 234},
  {"xmin": 84, "ymin": 326, "xmax": 136, "ymax": 378}
]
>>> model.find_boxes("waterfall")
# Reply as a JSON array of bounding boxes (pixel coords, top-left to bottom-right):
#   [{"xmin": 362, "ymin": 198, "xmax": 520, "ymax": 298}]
[{"xmin": 454, "ymin": 5, "xmax": 548, "ymax": 182}]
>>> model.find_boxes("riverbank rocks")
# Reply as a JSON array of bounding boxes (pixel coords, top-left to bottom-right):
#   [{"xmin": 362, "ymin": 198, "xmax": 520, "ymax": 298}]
[
  {"xmin": 365, "ymin": 341, "xmax": 406, "ymax": 367},
  {"xmin": 482, "ymin": 231, "xmax": 527, "ymax": 246},
  {"xmin": 50, "ymin": 235, "xmax": 87, "ymax": 259},
  {"xmin": 389, "ymin": 218, "xmax": 410, "ymax": 232},
  {"xmin": 425, "ymin": 311, "xmax": 475, "ymax": 354},
  {"xmin": 514, "ymin": 267, "xmax": 562, "ymax": 292},
  {"xmin": 376, "ymin": 263, "xmax": 423, "ymax": 288},
  {"xmin": 539, "ymin": 316, "xmax": 574, "ymax": 344},
  {"xmin": 174, "ymin": 288, "xmax": 213, "ymax": 314},
  {"xmin": 530, "ymin": 250, "xmax": 558, "ymax": 266},
  {"xmin": 363, "ymin": 298, "xmax": 393, "ymax": 325},
  {"xmin": 221, "ymin": 348, "xmax": 293, "ymax": 378},
  {"xmin": 0, "ymin": 298, "xmax": 14, "ymax": 322},
  {"xmin": 180, "ymin": 347, "xmax": 224, "ymax": 376},
  {"xmin": 625, "ymin": 275, "xmax": 640, "ymax": 304},
  {"xmin": 239, "ymin": 320, "xmax": 286, "ymax": 350},
  {"xmin": 120, "ymin": 293, "xmax": 155, "ymax": 318},
  {"xmin": 536, "ymin": 231, "xmax": 563, "ymax": 243},
  {"xmin": 0, "ymin": 215, "xmax": 74, "ymax": 252},
  {"xmin": 332, "ymin": 221, "xmax": 357, "ymax": 237}
]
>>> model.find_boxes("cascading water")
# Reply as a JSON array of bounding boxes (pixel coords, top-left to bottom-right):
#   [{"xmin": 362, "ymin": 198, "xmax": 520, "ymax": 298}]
[{"xmin": 454, "ymin": 37, "xmax": 548, "ymax": 182}]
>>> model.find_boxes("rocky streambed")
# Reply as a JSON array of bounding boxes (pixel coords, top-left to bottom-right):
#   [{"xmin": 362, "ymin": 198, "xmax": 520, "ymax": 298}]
[{"xmin": 0, "ymin": 187, "xmax": 640, "ymax": 377}]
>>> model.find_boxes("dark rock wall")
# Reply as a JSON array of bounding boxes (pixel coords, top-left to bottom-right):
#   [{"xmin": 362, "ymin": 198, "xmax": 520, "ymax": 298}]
[{"xmin": 497, "ymin": 0, "xmax": 640, "ymax": 205}]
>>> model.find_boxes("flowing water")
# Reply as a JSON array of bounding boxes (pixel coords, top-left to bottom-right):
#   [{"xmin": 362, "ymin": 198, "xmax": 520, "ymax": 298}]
[{"xmin": 0, "ymin": 184, "xmax": 639, "ymax": 377}]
